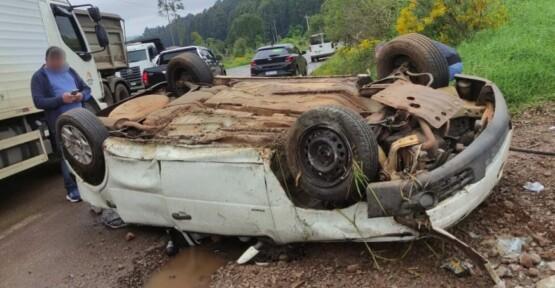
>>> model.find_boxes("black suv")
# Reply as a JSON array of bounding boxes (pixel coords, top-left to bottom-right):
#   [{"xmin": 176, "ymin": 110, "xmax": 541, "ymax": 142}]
[
  {"xmin": 143, "ymin": 46, "xmax": 225, "ymax": 89},
  {"xmin": 251, "ymin": 44, "xmax": 308, "ymax": 77}
]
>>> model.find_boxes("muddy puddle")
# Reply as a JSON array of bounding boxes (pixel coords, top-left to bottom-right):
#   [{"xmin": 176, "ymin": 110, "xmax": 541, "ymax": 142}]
[{"xmin": 145, "ymin": 243, "xmax": 241, "ymax": 288}]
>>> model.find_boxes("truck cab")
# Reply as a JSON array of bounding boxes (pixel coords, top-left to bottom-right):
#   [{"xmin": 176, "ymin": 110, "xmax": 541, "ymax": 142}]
[
  {"xmin": 0, "ymin": 0, "xmax": 109, "ymax": 180},
  {"xmin": 119, "ymin": 43, "xmax": 158, "ymax": 91}
]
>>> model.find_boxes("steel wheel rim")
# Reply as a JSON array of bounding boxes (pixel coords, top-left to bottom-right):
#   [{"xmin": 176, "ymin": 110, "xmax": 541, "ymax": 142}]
[
  {"xmin": 61, "ymin": 125, "xmax": 93, "ymax": 165},
  {"xmin": 298, "ymin": 126, "xmax": 352, "ymax": 187}
]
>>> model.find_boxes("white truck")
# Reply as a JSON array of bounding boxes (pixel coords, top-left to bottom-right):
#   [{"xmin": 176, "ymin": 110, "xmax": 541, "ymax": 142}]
[
  {"xmin": 119, "ymin": 42, "xmax": 160, "ymax": 92},
  {"xmin": 308, "ymin": 33, "xmax": 336, "ymax": 63},
  {"xmin": 0, "ymin": 0, "xmax": 111, "ymax": 180},
  {"xmin": 75, "ymin": 9, "xmax": 132, "ymax": 105}
]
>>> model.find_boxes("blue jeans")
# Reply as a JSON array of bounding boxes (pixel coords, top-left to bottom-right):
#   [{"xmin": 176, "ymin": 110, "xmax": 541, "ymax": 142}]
[
  {"xmin": 61, "ymin": 157, "xmax": 78, "ymax": 195},
  {"xmin": 448, "ymin": 62, "xmax": 463, "ymax": 81},
  {"xmin": 51, "ymin": 125, "xmax": 78, "ymax": 196}
]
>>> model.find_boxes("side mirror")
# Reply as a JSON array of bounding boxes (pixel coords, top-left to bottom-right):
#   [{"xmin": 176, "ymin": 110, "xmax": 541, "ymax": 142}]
[
  {"xmin": 87, "ymin": 7, "xmax": 102, "ymax": 23},
  {"xmin": 95, "ymin": 25, "xmax": 109, "ymax": 48}
]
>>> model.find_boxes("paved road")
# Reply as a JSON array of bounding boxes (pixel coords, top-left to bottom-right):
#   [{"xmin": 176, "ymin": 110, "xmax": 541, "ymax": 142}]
[
  {"xmin": 0, "ymin": 163, "xmax": 165, "ymax": 288},
  {"xmin": 227, "ymin": 56, "xmax": 326, "ymax": 77}
]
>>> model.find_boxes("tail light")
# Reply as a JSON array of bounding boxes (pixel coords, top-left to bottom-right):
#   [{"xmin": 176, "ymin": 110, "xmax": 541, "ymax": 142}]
[
  {"xmin": 286, "ymin": 56, "xmax": 295, "ymax": 63},
  {"xmin": 142, "ymin": 71, "xmax": 149, "ymax": 86},
  {"xmin": 250, "ymin": 61, "xmax": 257, "ymax": 68}
]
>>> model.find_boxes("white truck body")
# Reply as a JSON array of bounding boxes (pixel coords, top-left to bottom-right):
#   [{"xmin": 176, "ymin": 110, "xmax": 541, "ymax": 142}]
[
  {"xmin": 0, "ymin": 0, "xmax": 104, "ymax": 179},
  {"xmin": 308, "ymin": 33, "xmax": 336, "ymax": 62},
  {"xmin": 119, "ymin": 43, "xmax": 158, "ymax": 91}
]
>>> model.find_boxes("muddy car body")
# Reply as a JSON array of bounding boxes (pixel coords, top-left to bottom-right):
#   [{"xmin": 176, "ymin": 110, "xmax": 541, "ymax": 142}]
[{"xmin": 58, "ymin": 34, "xmax": 512, "ymax": 246}]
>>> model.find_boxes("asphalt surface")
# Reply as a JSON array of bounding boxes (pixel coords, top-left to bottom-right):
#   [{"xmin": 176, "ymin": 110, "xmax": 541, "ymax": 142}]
[
  {"xmin": 227, "ymin": 56, "xmax": 325, "ymax": 77},
  {"xmin": 0, "ymin": 162, "xmax": 165, "ymax": 288}
]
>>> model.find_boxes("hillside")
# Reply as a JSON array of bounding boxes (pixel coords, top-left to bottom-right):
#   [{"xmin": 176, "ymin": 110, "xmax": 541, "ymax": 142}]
[
  {"xmin": 141, "ymin": 0, "xmax": 323, "ymax": 49},
  {"xmin": 457, "ymin": 0, "xmax": 555, "ymax": 107}
]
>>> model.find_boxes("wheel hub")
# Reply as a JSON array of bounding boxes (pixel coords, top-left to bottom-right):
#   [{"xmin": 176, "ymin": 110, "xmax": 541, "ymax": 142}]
[
  {"xmin": 299, "ymin": 126, "xmax": 351, "ymax": 187},
  {"xmin": 60, "ymin": 125, "xmax": 93, "ymax": 165}
]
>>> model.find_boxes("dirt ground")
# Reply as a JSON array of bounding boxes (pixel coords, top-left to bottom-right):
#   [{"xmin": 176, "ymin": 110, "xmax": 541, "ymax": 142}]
[
  {"xmin": 210, "ymin": 103, "xmax": 555, "ymax": 288},
  {"xmin": 0, "ymin": 104, "xmax": 553, "ymax": 288}
]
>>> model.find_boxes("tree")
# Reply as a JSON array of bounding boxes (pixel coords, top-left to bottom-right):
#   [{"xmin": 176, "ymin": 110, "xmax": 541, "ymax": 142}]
[
  {"xmin": 191, "ymin": 31, "xmax": 204, "ymax": 46},
  {"xmin": 232, "ymin": 37, "xmax": 250, "ymax": 57},
  {"xmin": 321, "ymin": 0, "xmax": 403, "ymax": 44},
  {"xmin": 158, "ymin": 0, "xmax": 185, "ymax": 45},
  {"xmin": 396, "ymin": 0, "xmax": 508, "ymax": 44},
  {"xmin": 228, "ymin": 14, "xmax": 264, "ymax": 48}
]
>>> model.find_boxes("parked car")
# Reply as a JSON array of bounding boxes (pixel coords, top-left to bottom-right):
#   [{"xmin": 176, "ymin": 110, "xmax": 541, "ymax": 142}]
[
  {"xmin": 57, "ymin": 34, "xmax": 511, "ymax": 284},
  {"xmin": 308, "ymin": 33, "xmax": 336, "ymax": 62},
  {"xmin": 142, "ymin": 46, "xmax": 225, "ymax": 89},
  {"xmin": 251, "ymin": 44, "xmax": 308, "ymax": 77}
]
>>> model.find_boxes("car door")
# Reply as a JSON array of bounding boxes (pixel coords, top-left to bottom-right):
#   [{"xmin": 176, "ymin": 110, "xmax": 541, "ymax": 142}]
[
  {"xmin": 199, "ymin": 48, "xmax": 221, "ymax": 75},
  {"xmin": 160, "ymin": 155, "xmax": 275, "ymax": 237}
]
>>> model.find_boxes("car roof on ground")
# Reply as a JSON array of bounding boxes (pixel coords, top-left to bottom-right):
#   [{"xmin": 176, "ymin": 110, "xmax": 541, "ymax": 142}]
[{"xmin": 256, "ymin": 44, "xmax": 295, "ymax": 51}]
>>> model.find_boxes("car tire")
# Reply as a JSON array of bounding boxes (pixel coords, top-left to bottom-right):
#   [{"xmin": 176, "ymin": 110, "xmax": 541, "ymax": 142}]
[
  {"xmin": 286, "ymin": 106, "xmax": 379, "ymax": 205},
  {"xmin": 376, "ymin": 33, "xmax": 449, "ymax": 88},
  {"xmin": 167, "ymin": 53, "xmax": 214, "ymax": 96},
  {"xmin": 56, "ymin": 108, "xmax": 109, "ymax": 186},
  {"xmin": 114, "ymin": 83, "xmax": 130, "ymax": 103}
]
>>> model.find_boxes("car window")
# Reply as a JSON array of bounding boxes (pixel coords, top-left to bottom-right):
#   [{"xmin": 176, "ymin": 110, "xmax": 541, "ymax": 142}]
[
  {"xmin": 128, "ymin": 50, "xmax": 148, "ymax": 63},
  {"xmin": 199, "ymin": 49, "xmax": 214, "ymax": 60},
  {"xmin": 160, "ymin": 49, "xmax": 196, "ymax": 65},
  {"xmin": 255, "ymin": 48, "xmax": 288, "ymax": 58},
  {"xmin": 53, "ymin": 8, "xmax": 87, "ymax": 53}
]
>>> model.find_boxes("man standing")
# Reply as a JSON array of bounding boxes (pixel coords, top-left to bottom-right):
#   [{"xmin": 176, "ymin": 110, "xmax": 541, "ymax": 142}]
[{"xmin": 31, "ymin": 46, "xmax": 92, "ymax": 203}]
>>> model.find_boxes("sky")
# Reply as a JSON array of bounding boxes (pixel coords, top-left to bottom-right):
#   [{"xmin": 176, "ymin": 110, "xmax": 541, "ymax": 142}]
[{"xmin": 71, "ymin": 0, "xmax": 217, "ymax": 37}]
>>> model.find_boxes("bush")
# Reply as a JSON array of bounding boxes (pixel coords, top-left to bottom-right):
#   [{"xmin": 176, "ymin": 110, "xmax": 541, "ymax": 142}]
[
  {"xmin": 312, "ymin": 40, "xmax": 379, "ymax": 76},
  {"xmin": 321, "ymin": 0, "xmax": 402, "ymax": 44},
  {"xmin": 396, "ymin": 0, "xmax": 508, "ymax": 44}
]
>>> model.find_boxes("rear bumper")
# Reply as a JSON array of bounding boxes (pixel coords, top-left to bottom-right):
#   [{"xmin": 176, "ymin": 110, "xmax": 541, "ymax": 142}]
[{"xmin": 251, "ymin": 63, "xmax": 296, "ymax": 76}]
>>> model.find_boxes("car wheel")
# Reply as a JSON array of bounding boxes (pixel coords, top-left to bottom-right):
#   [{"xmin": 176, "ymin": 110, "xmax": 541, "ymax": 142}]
[
  {"xmin": 167, "ymin": 53, "xmax": 214, "ymax": 96},
  {"xmin": 56, "ymin": 108, "xmax": 108, "ymax": 186},
  {"xmin": 311, "ymin": 57, "xmax": 315, "ymax": 63},
  {"xmin": 286, "ymin": 106, "xmax": 379, "ymax": 206},
  {"xmin": 114, "ymin": 83, "xmax": 130, "ymax": 103},
  {"xmin": 376, "ymin": 33, "xmax": 449, "ymax": 88}
]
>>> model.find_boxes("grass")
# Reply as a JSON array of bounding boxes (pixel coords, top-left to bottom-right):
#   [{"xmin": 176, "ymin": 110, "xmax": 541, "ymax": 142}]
[
  {"xmin": 222, "ymin": 53, "xmax": 254, "ymax": 69},
  {"xmin": 312, "ymin": 40, "xmax": 378, "ymax": 77},
  {"xmin": 312, "ymin": 0, "xmax": 555, "ymax": 108},
  {"xmin": 457, "ymin": 0, "xmax": 555, "ymax": 108}
]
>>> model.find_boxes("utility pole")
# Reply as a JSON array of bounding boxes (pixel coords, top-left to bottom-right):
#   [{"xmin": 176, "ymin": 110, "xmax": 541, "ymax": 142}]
[{"xmin": 305, "ymin": 15, "xmax": 310, "ymax": 33}]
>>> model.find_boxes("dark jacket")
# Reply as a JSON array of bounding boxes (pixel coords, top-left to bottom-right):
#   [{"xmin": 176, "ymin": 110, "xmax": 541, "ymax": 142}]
[
  {"xmin": 432, "ymin": 41, "xmax": 462, "ymax": 65},
  {"xmin": 30, "ymin": 65, "xmax": 92, "ymax": 133}
]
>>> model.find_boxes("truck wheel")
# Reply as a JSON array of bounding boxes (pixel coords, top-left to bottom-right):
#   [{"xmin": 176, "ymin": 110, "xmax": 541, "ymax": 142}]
[
  {"xmin": 103, "ymin": 83, "xmax": 115, "ymax": 106},
  {"xmin": 167, "ymin": 53, "xmax": 214, "ymax": 96},
  {"xmin": 286, "ymin": 106, "xmax": 379, "ymax": 205},
  {"xmin": 114, "ymin": 83, "xmax": 130, "ymax": 103},
  {"xmin": 376, "ymin": 33, "xmax": 449, "ymax": 88},
  {"xmin": 56, "ymin": 108, "xmax": 108, "ymax": 186}
]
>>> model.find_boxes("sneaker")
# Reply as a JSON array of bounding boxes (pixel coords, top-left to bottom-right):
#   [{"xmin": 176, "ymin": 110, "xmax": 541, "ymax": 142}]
[
  {"xmin": 66, "ymin": 189, "xmax": 82, "ymax": 203},
  {"xmin": 101, "ymin": 209, "xmax": 128, "ymax": 229}
]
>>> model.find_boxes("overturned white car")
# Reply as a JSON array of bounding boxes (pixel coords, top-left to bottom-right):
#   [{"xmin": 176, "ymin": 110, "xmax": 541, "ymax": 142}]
[{"xmin": 58, "ymin": 34, "xmax": 512, "ymax": 254}]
